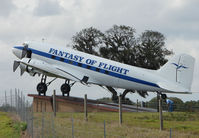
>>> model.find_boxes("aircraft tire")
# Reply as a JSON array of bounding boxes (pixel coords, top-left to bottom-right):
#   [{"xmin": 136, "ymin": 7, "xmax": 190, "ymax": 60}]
[
  {"xmin": 61, "ymin": 83, "xmax": 71, "ymax": 95},
  {"xmin": 37, "ymin": 82, "xmax": 47, "ymax": 95}
]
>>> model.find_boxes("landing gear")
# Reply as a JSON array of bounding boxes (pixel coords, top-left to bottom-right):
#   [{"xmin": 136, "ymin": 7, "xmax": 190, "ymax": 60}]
[
  {"xmin": 61, "ymin": 80, "xmax": 71, "ymax": 96},
  {"xmin": 61, "ymin": 83, "xmax": 71, "ymax": 96},
  {"xmin": 37, "ymin": 75, "xmax": 47, "ymax": 96},
  {"xmin": 37, "ymin": 82, "xmax": 47, "ymax": 96},
  {"xmin": 60, "ymin": 80, "xmax": 76, "ymax": 96}
]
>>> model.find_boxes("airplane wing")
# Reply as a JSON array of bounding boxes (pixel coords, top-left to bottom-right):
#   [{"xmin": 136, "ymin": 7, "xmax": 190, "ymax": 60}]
[{"xmin": 19, "ymin": 58, "xmax": 94, "ymax": 84}]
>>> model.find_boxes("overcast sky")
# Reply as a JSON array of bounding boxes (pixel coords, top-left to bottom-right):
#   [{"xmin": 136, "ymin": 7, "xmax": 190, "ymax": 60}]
[{"xmin": 0, "ymin": 0, "xmax": 199, "ymax": 102}]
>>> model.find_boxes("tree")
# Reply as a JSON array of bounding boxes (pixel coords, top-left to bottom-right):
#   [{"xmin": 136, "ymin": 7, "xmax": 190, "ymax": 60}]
[
  {"xmin": 72, "ymin": 27, "xmax": 104, "ymax": 56},
  {"xmin": 147, "ymin": 96, "xmax": 184, "ymax": 111},
  {"xmin": 100, "ymin": 25, "xmax": 153, "ymax": 100},
  {"xmin": 100, "ymin": 25, "xmax": 138, "ymax": 101},
  {"xmin": 71, "ymin": 26, "xmax": 173, "ymax": 103},
  {"xmin": 100, "ymin": 25, "xmax": 137, "ymax": 64},
  {"xmin": 135, "ymin": 30, "xmax": 173, "ymax": 69}
]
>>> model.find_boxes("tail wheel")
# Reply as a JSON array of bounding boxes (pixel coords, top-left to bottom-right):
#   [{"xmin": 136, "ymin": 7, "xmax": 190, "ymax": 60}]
[
  {"xmin": 61, "ymin": 83, "xmax": 71, "ymax": 96},
  {"xmin": 37, "ymin": 82, "xmax": 47, "ymax": 95}
]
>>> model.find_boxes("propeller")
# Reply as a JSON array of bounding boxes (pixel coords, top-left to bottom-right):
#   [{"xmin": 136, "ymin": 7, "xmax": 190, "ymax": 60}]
[
  {"xmin": 20, "ymin": 66, "xmax": 25, "ymax": 76},
  {"xmin": 21, "ymin": 44, "xmax": 28, "ymax": 59},
  {"xmin": 13, "ymin": 61, "xmax": 20, "ymax": 72},
  {"xmin": 13, "ymin": 60, "xmax": 26, "ymax": 76}
]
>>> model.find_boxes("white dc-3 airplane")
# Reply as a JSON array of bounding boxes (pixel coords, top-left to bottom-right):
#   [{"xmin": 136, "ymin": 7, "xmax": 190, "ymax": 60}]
[{"xmin": 12, "ymin": 41, "xmax": 195, "ymax": 98}]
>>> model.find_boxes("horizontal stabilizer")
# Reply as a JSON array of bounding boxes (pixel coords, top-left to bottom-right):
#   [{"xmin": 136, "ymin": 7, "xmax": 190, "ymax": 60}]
[{"xmin": 158, "ymin": 82, "xmax": 192, "ymax": 94}]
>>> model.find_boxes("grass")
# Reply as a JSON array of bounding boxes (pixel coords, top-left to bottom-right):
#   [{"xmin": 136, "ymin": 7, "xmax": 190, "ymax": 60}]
[
  {"xmin": 0, "ymin": 112, "xmax": 27, "ymax": 138},
  {"xmin": 33, "ymin": 111, "xmax": 199, "ymax": 138}
]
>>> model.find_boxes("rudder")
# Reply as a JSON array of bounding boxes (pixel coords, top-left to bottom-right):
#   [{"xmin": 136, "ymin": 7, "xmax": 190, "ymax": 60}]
[{"xmin": 158, "ymin": 54, "xmax": 195, "ymax": 91}]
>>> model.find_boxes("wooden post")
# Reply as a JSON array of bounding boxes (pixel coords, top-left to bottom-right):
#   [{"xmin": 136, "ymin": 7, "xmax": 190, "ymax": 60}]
[
  {"xmin": 84, "ymin": 94, "xmax": 88, "ymax": 121},
  {"xmin": 10, "ymin": 89, "xmax": 12, "ymax": 112},
  {"xmin": 40, "ymin": 101, "xmax": 42, "ymax": 112},
  {"xmin": 53, "ymin": 90, "xmax": 56, "ymax": 117},
  {"xmin": 157, "ymin": 93, "xmax": 160, "ymax": 112},
  {"xmin": 5, "ymin": 91, "xmax": 7, "ymax": 105},
  {"xmin": 31, "ymin": 104, "xmax": 34, "ymax": 138},
  {"xmin": 136, "ymin": 99, "xmax": 138, "ymax": 112},
  {"xmin": 119, "ymin": 95, "xmax": 122, "ymax": 125},
  {"xmin": 72, "ymin": 118, "xmax": 74, "ymax": 138},
  {"xmin": 36, "ymin": 99, "xmax": 38, "ymax": 112},
  {"xmin": 45, "ymin": 102, "xmax": 46, "ymax": 112},
  {"xmin": 159, "ymin": 96, "xmax": 163, "ymax": 130},
  {"xmin": 15, "ymin": 89, "xmax": 17, "ymax": 114},
  {"xmin": 104, "ymin": 120, "xmax": 106, "ymax": 138}
]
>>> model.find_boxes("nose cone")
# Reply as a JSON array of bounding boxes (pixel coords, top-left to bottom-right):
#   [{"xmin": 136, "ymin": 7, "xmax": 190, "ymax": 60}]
[{"xmin": 12, "ymin": 46, "xmax": 22, "ymax": 59}]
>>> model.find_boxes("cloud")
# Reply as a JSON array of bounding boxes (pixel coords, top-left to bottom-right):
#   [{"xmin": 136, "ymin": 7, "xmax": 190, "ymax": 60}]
[
  {"xmin": 0, "ymin": 0, "xmax": 16, "ymax": 17},
  {"xmin": 33, "ymin": 0, "xmax": 63, "ymax": 16}
]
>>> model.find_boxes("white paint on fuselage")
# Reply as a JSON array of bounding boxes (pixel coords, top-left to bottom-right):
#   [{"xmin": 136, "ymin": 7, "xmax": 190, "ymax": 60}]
[{"xmin": 25, "ymin": 41, "xmax": 167, "ymax": 92}]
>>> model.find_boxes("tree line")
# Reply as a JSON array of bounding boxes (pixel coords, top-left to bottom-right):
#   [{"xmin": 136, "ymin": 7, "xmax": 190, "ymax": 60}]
[
  {"xmin": 97, "ymin": 96, "xmax": 199, "ymax": 112},
  {"xmin": 71, "ymin": 25, "xmax": 173, "ymax": 102}
]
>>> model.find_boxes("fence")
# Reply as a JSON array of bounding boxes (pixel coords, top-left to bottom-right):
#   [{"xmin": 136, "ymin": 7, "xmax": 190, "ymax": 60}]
[
  {"xmin": 0, "ymin": 89, "xmax": 122, "ymax": 138},
  {"xmin": 0, "ymin": 89, "xmax": 199, "ymax": 138},
  {"xmin": 0, "ymin": 89, "xmax": 33, "ymax": 137}
]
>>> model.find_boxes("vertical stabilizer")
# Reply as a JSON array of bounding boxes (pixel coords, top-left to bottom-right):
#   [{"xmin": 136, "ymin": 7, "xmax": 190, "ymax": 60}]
[{"xmin": 158, "ymin": 54, "xmax": 195, "ymax": 91}]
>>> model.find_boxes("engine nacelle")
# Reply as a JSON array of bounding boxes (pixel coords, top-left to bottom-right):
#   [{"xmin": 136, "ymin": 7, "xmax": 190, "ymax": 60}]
[{"xmin": 20, "ymin": 59, "xmax": 40, "ymax": 76}]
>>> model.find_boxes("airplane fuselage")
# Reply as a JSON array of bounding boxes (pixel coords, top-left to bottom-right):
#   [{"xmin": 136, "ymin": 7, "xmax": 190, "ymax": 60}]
[
  {"xmin": 13, "ymin": 41, "xmax": 195, "ymax": 95},
  {"xmin": 13, "ymin": 42, "xmax": 166, "ymax": 92}
]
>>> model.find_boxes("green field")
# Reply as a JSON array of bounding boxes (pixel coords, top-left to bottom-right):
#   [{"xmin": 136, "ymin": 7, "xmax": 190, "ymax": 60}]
[
  {"xmin": 33, "ymin": 112, "xmax": 199, "ymax": 138},
  {"xmin": 0, "ymin": 112, "xmax": 26, "ymax": 138}
]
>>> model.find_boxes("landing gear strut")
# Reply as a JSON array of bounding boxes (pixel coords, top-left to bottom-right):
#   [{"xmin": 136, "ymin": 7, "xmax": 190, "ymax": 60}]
[
  {"xmin": 37, "ymin": 75, "xmax": 47, "ymax": 96},
  {"xmin": 61, "ymin": 80, "xmax": 73, "ymax": 96}
]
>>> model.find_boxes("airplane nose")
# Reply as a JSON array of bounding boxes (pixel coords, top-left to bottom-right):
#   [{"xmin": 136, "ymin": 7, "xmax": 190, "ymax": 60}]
[{"xmin": 12, "ymin": 46, "xmax": 22, "ymax": 59}]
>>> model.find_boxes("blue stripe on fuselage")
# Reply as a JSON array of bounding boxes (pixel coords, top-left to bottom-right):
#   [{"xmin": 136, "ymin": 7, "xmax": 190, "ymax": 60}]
[{"xmin": 14, "ymin": 46, "xmax": 159, "ymax": 88}]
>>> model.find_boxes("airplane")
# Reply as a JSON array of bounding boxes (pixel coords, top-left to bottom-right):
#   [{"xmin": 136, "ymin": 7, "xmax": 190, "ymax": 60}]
[{"xmin": 12, "ymin": 41, "xmax": 195, "ymax": 98}]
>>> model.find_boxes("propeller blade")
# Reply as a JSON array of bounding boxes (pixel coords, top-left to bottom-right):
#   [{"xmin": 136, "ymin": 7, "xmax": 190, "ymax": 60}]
[
  {"xmin": 13, "ymin": 61, "xmax": 20, "ymax": 72},
  {"xmin": 21, "ymin": 50, "xmax": 27, "ymax": 59},
  {"xmin": 20, "ymin": 68, "xmax": 25, "ymax": 76},
  {"xmin": 21, "ymin": 45, "xmax": 28, "ymax": 59}
]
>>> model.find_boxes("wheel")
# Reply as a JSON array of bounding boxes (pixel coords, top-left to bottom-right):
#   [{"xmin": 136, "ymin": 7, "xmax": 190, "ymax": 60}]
[
  {"xmin": 161, "ymin": 94, "xmax": 167, "ymax": 99},
  {"xmin": 37, "ymin": 82, "xmax": 47, "ymax": 95},
  {"xmin": 60, "ymin": 83, "xmax": 71, "ymax": 96}
]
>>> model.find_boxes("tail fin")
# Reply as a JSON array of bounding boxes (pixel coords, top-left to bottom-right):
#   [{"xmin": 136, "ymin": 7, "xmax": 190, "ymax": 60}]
[{"xmin": 158, "ymin": 54, "xmax": 195, "ymax": 91}]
